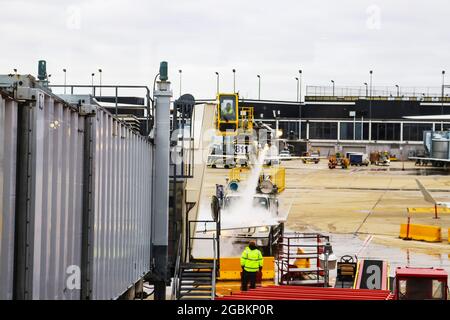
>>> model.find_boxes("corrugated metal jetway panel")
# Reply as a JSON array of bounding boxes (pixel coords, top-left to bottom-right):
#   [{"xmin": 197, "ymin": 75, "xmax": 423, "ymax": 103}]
[
  {"xmin": 26, "ymin": 92, "xmax": 85, "ymax": 299},
  {"xmin": 0, "ymin": 92, "xmax": 18, "ymax": 300},
  {"xmin": 0, "ymin": 85, "xmax": 154, "ymax": 300},
  {"xmin": 91, "ymin": 109, "xmax": 153, "ymax": 300}
]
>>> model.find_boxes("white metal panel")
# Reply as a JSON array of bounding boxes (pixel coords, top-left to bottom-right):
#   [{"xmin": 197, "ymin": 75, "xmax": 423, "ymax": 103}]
[
  {"xmin": 91, "ymin": 109, "xmax": 152, "ymax": 299},
  {"xmin": 0, "ymin": 94, "xmax": 18, "ymax": 300},
  {"xmin": 29, "ymin": 93, "xmax": 84, "ymax": 299},
  {"xmin": 1, "ymin": 87, "xmax": 153, "ymax": 300}
]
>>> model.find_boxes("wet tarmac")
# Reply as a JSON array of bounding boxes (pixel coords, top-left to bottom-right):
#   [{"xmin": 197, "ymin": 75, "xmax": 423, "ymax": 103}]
[
  {"xmin": 309, "ymin": 228, "xmax": 450, "ymax": 284},
  {"xmin": 195, "ymin": 160, "xmax": 450, "ymax": 289}
]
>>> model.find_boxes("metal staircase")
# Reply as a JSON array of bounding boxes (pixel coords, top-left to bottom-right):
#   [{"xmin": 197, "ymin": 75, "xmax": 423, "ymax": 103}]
[
  {"xmin": 177, "ymin": 262, "xmax": 215, "ymax": 300},
  {"xmin": 172, "ymin": 218, "xmax": 219, "ymax": 300}
]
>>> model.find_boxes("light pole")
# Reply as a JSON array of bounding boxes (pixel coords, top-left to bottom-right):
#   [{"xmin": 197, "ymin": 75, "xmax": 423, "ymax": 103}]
[
  {"xmin": 331, "ymin": 80, "xmax": 335, "ymax": 96},
  {"xmin": 442, "ymin": 70, "xmax": 445, "ymax": 130},
  {"xmin": 257, "ymin": 75, "xmax": 261, "ymax": 100},
  {"xmin": 98, "ymin": 69, "xmax": 102, "ymax": 97},
  {"xmin": 299, "ymin": 70, "xmax": 302, "ymax": 102},
  {"xmin": 395, "ymin": 84, "xmax": 399, "ymax": 97},
  {"xmin": 215, "ymin": 72, "xmax": 219, "ymax": 96},
  {"xmin": 91, "ymin": 73, "xmax": 95, "ymax": 96},
  {"xmin": 364, "ymin": 82, "xmax": 368, "ymax": 97},
  {"xmin": 369, "ymin": 70, "xmax": 373, "ymax": 141},
  {"xmin": 179, "ymin": 69, "xmax": 182, "ymax": 97},
  {"xmin": 232, "ymin": 69, "xmax": 236, "ymax": 93},
  {"xmin": 63, "ymin": 69, "xmax": 67, "ymax": 94},
  {"xmin": 295, "ymin": 77, "xmax": 299, "ymax": 102}
]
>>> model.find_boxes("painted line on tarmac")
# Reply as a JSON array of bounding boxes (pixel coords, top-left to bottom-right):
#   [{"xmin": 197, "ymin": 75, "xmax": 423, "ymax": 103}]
[{"xmin": 354, "ymin": 178, "xmax": 393, "ymax": 235}]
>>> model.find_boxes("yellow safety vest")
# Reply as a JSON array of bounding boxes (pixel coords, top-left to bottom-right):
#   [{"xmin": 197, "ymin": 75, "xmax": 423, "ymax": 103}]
[{"xmin": 240, "ymin": 247, "xmax": 263, "ymax": 272}]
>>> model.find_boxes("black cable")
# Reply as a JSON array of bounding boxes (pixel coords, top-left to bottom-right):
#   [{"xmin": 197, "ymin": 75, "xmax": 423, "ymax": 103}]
[{"xmin": 152, "ymin": 73, "xmax": 160, "ymax": 98}]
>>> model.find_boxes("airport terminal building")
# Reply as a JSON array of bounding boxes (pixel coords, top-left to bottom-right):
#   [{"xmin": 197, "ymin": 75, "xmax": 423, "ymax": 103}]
[{"xmin": 240, "ymin": 85, "xmax": 450, "ymax": 157}]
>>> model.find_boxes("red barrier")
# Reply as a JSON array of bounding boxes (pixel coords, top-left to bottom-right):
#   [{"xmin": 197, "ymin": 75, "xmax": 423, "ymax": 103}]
[{"xmin": 216, "ymin": 285, "xmax": 393, "ymax": 300}]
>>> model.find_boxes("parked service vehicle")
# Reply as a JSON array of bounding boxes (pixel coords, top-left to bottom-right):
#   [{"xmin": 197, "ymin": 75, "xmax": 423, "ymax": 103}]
[
  {"xmin": 279, "ymin": 149, "xmax": 292, "ymax": 160},
  {"xmin": 370, "ymin": 151, "xmax": 391, "ymax": 166},
  {"xmin": 393, "ymin": 267, "xmax": 448, "ymax": 300},
  {"xmin": 235, "ymin": 155, "xmax": 249, "ymax": 167},
  {"xmin": 328, "ymin": 155, "xmax": 350, "ymax": 169},
  {"xmin": 264, "ymin": 157, "xmax": 281, "ymax": 166},
  {"xmin": 346, "ymin": 152, "xmax": 369, "ymax": 166},
  {"xmin": 301, "ymin": 151, "xmax": 320, "ymax": 164},
  {"xmin": 207, "ymin": 155, "xmax": 236, "ymax": 169}
]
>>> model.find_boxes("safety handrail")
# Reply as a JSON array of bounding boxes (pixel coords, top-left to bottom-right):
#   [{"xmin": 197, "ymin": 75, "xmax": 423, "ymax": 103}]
[
  {"xmin": 276, "ymin": 233, "xmax": 330, "ymax": 286},
  {"xmin": 171, "ymin": 233, "xmax": 183, "ymax": 300},
  {"xmin": 211, "ymin": 233, "xmax": 217, "ymax": 300},
  {"xmin": 187, "ymin": 219, "xmax": 220, "ymax": 261},
  {"xmin": 187, "ymin": 218, "xmax": 220, "ymax": 300}
]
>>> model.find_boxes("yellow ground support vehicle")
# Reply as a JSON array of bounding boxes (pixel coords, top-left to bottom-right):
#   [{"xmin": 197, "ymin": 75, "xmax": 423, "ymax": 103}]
[
  {"xmin": 222, "ymin": 167, "xmax": 286, "ymax": 255},
  {"xmin": 216, "ymin": 93, "xmax": 254, "ymax": 136},
  {"xmin": 229, "ymin": 167, "xmax": 285, "ymax": 194},
  {"xmin": 238, "ymin": 107, "xmax": 254, "ymax": 133},
  {"xmin": 215, "ymin": 93, "xmax": 239, "ymax": 136},
  {"xmin": 328, "ymin": 154, "xmax": 350, "ymax": 169}
]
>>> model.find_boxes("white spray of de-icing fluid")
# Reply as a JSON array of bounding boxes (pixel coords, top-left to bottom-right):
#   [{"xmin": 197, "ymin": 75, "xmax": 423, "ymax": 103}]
[
  {"xmin": 236, "ymin": 147, "xmax": 268, "ymax": 214},
  {"xmin": 220, "ymin": 146, "xmax": 282, "ymax": 229},
  {"xmin": 193, "ymin": 146, "xmax": 284, "ymax": 257}
]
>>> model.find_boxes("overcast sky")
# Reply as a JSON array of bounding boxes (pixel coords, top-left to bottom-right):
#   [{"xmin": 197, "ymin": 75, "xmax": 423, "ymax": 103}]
[{"xmin": 1, "ymin": 0, "xmax": 449, "ymax": 100}]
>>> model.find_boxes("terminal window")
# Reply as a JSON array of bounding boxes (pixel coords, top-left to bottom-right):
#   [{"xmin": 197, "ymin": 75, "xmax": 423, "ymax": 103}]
[{"xmin": 309, "ymin": 122, "xmax": 338, "ymax": 140}]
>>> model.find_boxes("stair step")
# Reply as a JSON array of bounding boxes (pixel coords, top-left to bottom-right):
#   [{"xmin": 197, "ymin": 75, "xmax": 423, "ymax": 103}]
[
  {"xmin": 181, "ymin": 263, "xmax": 214, "ymax": 269},
  {"xmin": 180, "ymin": 287, "xmax": 212, "ymax": 292},
  {"xmin": 181, "ymin": 272, "xmax": 212, "ymax": 277},
  {"xmin": 180, "ymin": 292, "xmax": 212, "ymax": 297},
  {"xmin": 180, "ymin": 277, "xmax": 212, "ymax": 281},
  {"xmin": 181, "ymin": 280, "xmax": 213, "ymax": 284}
]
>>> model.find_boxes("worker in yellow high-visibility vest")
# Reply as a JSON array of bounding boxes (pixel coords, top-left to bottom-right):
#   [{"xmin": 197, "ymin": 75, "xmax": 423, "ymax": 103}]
[{"xmin": 240, "ymin": 241, "xmax": 263, "ymax": 291}]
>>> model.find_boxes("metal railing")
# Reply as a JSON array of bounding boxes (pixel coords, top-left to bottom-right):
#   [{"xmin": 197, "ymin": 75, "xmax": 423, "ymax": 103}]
[
  {"xmin": 48, "ymin": 84, "xmax": 153, "ymax": 135},
  {"xmin": 306, "ymin": 85, "xmax": 448, "ymax": 99},
  {"xmin": 186, "ymin": 219, "xmax": 220, "ymax": 300},
  {"xmin": 187, "ymin": 220, "xmax": 220, "ymax": 265},
  {"xmin": 211, "ymin": 233, "xmax": 217, "ymax": 300},
  {"xmin": 171, "ymin": 233, "xmax": 183, "ymax": 300},
  {"xmin": 276, "ymin": 233, "xmax": 330, "ymax": 286}
]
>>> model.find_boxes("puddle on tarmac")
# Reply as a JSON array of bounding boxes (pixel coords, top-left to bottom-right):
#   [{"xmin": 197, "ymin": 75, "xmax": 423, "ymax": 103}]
[
  {"xmin": 295, "ymin": 228, "xmax": 450, "ymax": 284},
  {"xmin": 191, "ymin": 209, "xmax": 450, "ymax": 286}
]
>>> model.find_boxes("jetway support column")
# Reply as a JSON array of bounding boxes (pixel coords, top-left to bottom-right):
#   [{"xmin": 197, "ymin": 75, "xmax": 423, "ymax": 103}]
[{"xmin": 153, "ymin": 62, "xmax": 172, "ymax": 300}]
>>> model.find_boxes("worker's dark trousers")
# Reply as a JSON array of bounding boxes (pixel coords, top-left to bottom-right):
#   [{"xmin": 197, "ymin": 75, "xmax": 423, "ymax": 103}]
[{"xmin": 241, "ymin": 270, "xmax": 257, "ymax": 291}]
